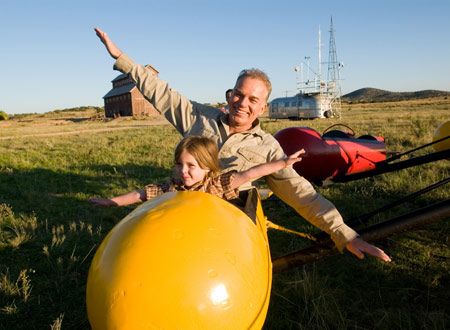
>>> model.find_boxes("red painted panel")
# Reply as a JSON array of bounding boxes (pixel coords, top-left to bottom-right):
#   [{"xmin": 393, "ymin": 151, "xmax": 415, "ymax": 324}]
[{"xmin": 274, "ymin": 127, "xmax": 386, "ymax": 184}]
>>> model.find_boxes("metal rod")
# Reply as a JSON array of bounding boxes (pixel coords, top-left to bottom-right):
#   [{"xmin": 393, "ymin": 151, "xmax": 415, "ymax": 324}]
[
  {"xmin": 348, "ymin": 177, "xmax": 450, "ymax": 228},
  {"xmin": 313, "ymin": 177, "xmax": 450, "ymax": 241},
  {"xmin": 272, "ymin": 199, "xmax": 450, "ymax": 273},
  {"xmin": 386, "ymin": 135, "xmax": 450, "ymax": 162}
]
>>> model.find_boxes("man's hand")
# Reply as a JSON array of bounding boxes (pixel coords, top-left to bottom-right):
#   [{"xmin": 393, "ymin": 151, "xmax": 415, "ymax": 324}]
[
  {"xmin": 94, "ymin": 28, "xmax": 123, "ymax": 59},
  {"xmin": 346, "ymin": 237, "xmax": 391, "ymax": 262}
]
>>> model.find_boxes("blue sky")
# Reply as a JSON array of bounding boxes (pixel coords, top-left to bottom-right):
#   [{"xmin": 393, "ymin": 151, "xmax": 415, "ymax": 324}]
[{"xmin": 1, "ymin": 0, "xmax": 449, "ymax": 114}]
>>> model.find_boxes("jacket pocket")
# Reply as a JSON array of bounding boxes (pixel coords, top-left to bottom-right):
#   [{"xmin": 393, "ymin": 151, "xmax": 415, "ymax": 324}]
[{"xmin": 237, "ymin": 147, "xmax": 268, "ymax": 166}]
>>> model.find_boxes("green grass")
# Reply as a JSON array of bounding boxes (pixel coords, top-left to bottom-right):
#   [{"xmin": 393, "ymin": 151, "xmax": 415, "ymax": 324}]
[{"xmin": 0, "ymin": 103, "xmax": 449, "ymax": 329}]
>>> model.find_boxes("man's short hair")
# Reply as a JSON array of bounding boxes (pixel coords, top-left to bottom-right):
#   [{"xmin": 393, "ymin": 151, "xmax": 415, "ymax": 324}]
[{"xmin": 236, "ymin": 68, "xmax": 272, "ymax": 100}]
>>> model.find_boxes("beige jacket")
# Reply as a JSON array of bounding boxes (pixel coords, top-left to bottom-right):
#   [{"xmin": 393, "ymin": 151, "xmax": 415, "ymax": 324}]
[{"xmin": 113, "ymin": 54, "xmax": 359, "ymax": 251}]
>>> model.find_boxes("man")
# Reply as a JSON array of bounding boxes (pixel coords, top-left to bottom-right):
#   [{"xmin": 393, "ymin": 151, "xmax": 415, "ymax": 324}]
[
  {"xmin": 94, "ymin": 28, "xmax": 391, "ymax": 262},
  {"xmin": 219, "ymin": 88, "xmax": 233, "ymax": 113}
]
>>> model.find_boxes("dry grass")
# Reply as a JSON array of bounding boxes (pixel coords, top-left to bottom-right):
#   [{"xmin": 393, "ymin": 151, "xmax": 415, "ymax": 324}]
[
  {"xmin": 0, "ymin": 100, "xmax": 448, "ymax": 329},
  {"xmin": 0, "ymin": 111, "xmax": 167, "ymax": 140}
]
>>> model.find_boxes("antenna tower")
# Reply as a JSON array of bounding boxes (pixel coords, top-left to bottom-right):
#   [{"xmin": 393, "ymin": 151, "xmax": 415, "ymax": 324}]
[{"xmin": 326, "ymin": 17, "xmax": 342, "ymax": 117}]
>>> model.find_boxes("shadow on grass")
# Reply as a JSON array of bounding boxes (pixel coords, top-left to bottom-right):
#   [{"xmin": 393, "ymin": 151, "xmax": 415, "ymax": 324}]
[
  {"xmin": 0, "ymin": 164, "xmax": 448, "ymax": 329},
  {"xmin": 262, "ymin": 191, "xmax": 450, "ymax": 329},
  {"xmin": 0, "ymin": 163, "xmax": 171, "ymax": 222},
  {"xmin": 265, "ymin": 254, "xmax": 450, "ymax": 329},
  {"xmin": 0, "ymin": 163, "xmax": 170, "ymax": 329},
  {"xmin": 46, "ymin": 117, "xmax": 93, "ymax": 123}
]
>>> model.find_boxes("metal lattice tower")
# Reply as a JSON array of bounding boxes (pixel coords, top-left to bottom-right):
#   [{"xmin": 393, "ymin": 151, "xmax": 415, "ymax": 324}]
[{"xmin": 327, "ymin": 17, "xmax": 342, "ymax": 117}]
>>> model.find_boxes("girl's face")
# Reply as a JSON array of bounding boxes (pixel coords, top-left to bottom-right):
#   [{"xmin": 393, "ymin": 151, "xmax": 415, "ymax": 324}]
[{"xmin": 175, "ymin": 150, "xmax": 209, "ymax": 187}]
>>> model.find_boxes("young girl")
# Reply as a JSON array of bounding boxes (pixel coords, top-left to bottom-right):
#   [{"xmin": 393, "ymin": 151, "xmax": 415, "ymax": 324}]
[{"xmin": 88, "ymin": 136, "xmax": 304, "ymax": 207}]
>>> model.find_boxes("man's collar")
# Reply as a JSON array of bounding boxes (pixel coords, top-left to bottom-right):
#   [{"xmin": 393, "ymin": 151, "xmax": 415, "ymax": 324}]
[{"xmin": 220, "ymin": 114, "xmax": 264, "ymax": 136}]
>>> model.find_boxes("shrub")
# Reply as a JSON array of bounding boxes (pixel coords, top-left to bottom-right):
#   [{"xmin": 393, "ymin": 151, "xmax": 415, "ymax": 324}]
[{"xmin": 0, "ymin": 110, "xmax": 9, "ymax": 120}]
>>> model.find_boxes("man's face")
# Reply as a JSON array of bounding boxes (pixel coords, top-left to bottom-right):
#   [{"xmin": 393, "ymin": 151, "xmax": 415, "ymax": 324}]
[{"xmin": 228, "ymin": 77, "xmax": 268, "ymax": 132}]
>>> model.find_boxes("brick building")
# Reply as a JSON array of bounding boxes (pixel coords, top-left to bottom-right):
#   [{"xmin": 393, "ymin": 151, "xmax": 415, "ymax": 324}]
[{"xmin": 103, "ymin": 65, "xmax": 159, "ymax": 118}]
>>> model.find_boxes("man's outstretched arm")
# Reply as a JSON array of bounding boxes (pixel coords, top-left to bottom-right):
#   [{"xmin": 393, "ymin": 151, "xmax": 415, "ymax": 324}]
[
  {"xmin": 231, "ymin": 149, "xmax": 305, "ymax": 189},
  {"xmin": 94, "ymin": 28, "xmax": 122, "ymax": 59}
]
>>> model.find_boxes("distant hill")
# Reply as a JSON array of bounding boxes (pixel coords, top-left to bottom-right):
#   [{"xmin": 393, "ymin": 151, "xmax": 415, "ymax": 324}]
[{"xmin": 342, "ymin": 88, "xmax": 450, "ymax": 103}]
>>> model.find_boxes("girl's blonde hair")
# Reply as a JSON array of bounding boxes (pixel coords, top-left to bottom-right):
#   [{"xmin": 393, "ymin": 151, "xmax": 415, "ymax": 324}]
[{"xmin": 174, "ymin": 136, "xmax": 221, "ymax": 177}]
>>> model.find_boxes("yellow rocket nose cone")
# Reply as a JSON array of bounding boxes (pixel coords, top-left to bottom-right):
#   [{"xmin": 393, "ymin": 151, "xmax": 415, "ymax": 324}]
[
  {"xmin": 433, "ymin": 121, "xmax": 450, "ymax": 153},
  {"xmin": 87, "ymin": 191, "xmax": 272, "ymax": 329}
]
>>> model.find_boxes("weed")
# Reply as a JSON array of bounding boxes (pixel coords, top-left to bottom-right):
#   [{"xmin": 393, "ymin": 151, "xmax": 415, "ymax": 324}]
[
  {"xmin": 50, "ymin": 313, "xmax": 64, "ymax": 330},
  {"xmin": 0, "ymin": 269, "xmax": 33, "ymax": 302}
]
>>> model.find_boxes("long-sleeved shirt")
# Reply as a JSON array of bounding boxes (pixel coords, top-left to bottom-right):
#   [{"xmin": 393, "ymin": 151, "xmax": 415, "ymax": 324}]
[
  {"xmin": 144, "ymin": 171, "xmax": 238, "ymax": 201},
  {"xmin": 113, "ymin": 54, "xmax": 359, "ymax": 251}
]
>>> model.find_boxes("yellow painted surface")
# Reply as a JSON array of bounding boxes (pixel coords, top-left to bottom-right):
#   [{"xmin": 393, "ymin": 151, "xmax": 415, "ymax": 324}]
[
  {"xmin": 87, "ymin": 191, "xmax": 272, "ymax": 329},
  {"xmin": 433, "ymin": 120, "xmax": 450, "ymax": 153}
]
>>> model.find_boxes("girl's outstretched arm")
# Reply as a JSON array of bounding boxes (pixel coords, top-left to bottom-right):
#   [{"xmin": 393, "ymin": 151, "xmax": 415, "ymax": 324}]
[
  {"xmin": 230, "ymin": 149, "xmax": 305, "ymax": 189},
  {"xmin": 88, "ymin": 189, "xmax": 146, "ymax": 207}
]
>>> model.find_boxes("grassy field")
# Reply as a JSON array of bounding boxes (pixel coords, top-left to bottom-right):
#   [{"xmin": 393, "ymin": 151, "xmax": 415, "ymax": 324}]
[{"xmin": 0, "ymin": 99, "xmax": 449, "ymax": 329}]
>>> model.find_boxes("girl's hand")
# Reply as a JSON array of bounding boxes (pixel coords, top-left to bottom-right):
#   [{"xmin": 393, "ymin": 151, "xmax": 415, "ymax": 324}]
[{"xmin": 284, "ymin": 149, "xmax": 306, "ymax": 167}]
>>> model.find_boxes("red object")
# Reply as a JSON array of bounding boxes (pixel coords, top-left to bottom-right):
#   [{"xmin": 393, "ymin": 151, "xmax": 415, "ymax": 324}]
[{"xmin": 274, "ymin": 127, "xmax": 386, "ymax": 184}]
